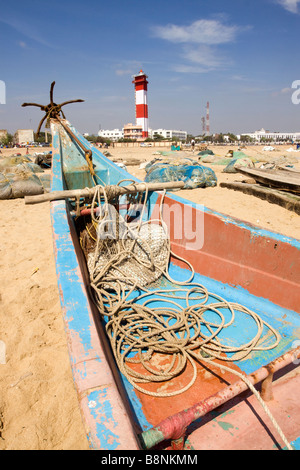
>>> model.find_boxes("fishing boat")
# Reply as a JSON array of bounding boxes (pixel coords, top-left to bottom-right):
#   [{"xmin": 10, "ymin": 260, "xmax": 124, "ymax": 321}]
[{"xmin": 24, "ymin": 89, "xmax": 300, "ymax": 451}]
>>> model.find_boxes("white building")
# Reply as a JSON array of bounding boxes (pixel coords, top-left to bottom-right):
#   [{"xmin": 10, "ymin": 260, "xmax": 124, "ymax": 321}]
[
  {"xmin": 98, "ymin": 127, "xmax": 188, "ymax": 142},
  {"xmin": 241, "ymin": 128, "xmax": 300, "ymax": 142},
  {"xmin": 151, "ymin": 129, "xmax": 187, "ymax": 141},
  {"xmin": 98, "ymin": 129, "xmax": 124, "ymax": 141},
  {"xmin": 13, "ymin": 129, "xmax": 34, "ymax": 145}
]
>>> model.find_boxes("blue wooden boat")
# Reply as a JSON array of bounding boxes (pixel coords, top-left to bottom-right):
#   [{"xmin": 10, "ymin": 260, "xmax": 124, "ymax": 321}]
[{"xmin": 26, "ymin": 117, "xmax": 300, "ymax": 451}]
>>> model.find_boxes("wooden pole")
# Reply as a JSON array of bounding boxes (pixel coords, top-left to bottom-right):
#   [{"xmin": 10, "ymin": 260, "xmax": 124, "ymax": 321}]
[
  {"xmin": 24, "ymin": 181, "xmax": 185, "ymax": 205},
  {"xmin": 220, "ymin": 181, "xmax": 300, "ymax": 215}
]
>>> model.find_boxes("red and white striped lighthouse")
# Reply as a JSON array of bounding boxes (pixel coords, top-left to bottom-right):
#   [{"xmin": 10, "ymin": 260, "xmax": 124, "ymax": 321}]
[{"xmin": 132, "ymin": 70, "xmax": 149, "ymax": 138}]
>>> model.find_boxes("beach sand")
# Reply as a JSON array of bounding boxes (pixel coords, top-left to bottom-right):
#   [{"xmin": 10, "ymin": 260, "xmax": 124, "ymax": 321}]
[{"xmin": 0, "ymin": 143, "xmax": 299, "ymax": 449}]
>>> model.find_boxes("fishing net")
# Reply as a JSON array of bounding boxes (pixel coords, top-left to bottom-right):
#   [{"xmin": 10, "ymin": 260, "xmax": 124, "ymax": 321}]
[
  {"xmin": 144, "ymin": 155, "xmax": 194, "ymax": 172},
  {"xmin": 0, "ymin": 171, "xmax": 44, "ymax": 199},
  {"xmin": 87, "ymin": 202, "xmax": 169, "ymax": 289},
  {"xmin": 0, "ymin": 155, "xmax": 32, "ymax": 170},
  {"xmin": 199, "ymin": 155, "xmax": 225, "ymax": 164},
  {"xmin": 3, "ymin": 162, "xmax": 44, "ymax": 174},
  {"xmin": 223, "ymin": 157, "xmax": 255, "ymax": 173},
  {"xmin": 198, "ymin": 149, "xmax": 214, "ymax": 156},
  {"xmin": 199, "ymin": 151, "xmax": 258, "ymax": 166},
  {"xmin": 0, "ymin": 162, "xmax": 50, "ymax": 199},
  {"xmin": 144, "ymin": 160, "xmax": 217, "ymax": 189}
]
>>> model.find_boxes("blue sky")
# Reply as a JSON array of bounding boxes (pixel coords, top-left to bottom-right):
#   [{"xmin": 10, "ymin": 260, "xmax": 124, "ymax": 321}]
[{"xmin": 0, "ymin": 0, "xmax": 299, "ymax": 135}]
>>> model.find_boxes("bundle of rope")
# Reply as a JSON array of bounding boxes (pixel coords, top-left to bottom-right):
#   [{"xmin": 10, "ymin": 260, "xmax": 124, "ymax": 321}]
[
  {"xmin": 84, "ymin": 181, "xmax": 293, "ymax": 450},
  {"xmin": 85, "ymin": 182, "xmax": 280, "ymax": 392}
]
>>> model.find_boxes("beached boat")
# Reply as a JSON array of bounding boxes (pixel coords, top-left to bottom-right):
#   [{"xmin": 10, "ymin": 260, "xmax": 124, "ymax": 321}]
[{"xmin": 26, "ymin": 118, "xmax": 300, "ymax": 451}]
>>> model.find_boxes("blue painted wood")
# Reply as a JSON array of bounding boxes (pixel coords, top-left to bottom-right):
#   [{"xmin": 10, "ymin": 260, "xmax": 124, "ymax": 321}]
[{"xmin": 50, "ymin": 121, "xmax": 142, "ymax": 450}]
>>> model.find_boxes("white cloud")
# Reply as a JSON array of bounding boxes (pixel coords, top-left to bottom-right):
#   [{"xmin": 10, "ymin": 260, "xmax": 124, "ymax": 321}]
[
  {"xmin": 0, "ymin": 18, "xmax": 57, "ymax": 49},
  {"xmin": 114, "ymin": 60, "xmax": 147, "ymax": 77},
  {"xmin": 271, "ymin": 86, "xmax": 293, "ymax": 97},
  {"xmin": 231, "ymin": 75, "xmax": 246, "ymax": 81},
  {"xmin": 151, "ymin": 18, "xmax": 245, "ymax": 73},
  {"xmin": 115, "ymin": 69, "xmax": 134, "ymax": 76},
  {"xmin": 181, "ymin": 44, "xmax": 228, "ymax": 69},
  {"xmin": 280, "ymin": 87, "xmax": 293, "ymax": 93},
  {"xmin": 277, "ymin": 0, "xmax": 300, "ymax": 13},
  {"xmin": 172, "ymin": 64, "xmax": 212, "ymax": 74},
  {"xmin": 152, "ymin": 19, "xmax": 239, "ymax": 45}
]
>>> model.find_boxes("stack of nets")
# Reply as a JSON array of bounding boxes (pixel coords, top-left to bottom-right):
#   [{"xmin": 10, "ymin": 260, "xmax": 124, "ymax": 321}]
[{"xmin": 144, "ymin": 157, "xmax": 217, "ymax": 189}]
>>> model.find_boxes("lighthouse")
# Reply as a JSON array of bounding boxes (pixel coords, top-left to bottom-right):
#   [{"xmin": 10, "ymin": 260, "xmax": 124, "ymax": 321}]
[{"xmin": 132, "ymin": 70, "xmax": 149, "ymax": 138}]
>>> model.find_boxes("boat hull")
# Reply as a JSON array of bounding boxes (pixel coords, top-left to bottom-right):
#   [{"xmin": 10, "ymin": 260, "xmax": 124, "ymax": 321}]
[{"xmin": 50, "ymin": 120, "xmax": 300, "ymax": 450}]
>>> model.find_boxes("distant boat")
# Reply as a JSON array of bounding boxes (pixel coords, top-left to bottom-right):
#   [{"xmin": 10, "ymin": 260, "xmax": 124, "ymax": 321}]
[{"xmin": 26, "ymin": 118, "xmax": 300, "ymax": 451}]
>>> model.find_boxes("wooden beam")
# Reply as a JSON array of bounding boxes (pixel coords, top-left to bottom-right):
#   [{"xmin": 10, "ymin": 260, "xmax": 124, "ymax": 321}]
[
  {"xmin": 220, "ymin": 182, "xmax": 300, "ymax": 215},
  {"xmin": 236, "ymin": 167, "xmax": 300, "ymax": 193},
  {"xmin": 24, "ymin": 181, "xmax": 185, "ymax": 205}
]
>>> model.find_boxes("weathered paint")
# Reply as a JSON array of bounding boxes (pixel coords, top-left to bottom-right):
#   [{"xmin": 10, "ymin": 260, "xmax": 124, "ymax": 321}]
[
  {"xmin": 50, "ymin": 123, "xmax": 140, "ymax": 450},
  {"xmin": 140, "ymin": 347, "xmax": 300, "ymax": 449},
  {"xmin": 49, "ymin": 119, "xmax": 300, "ymax": 450},
  {"xmin": 155, "ymin": 193, "xmax": 300, "ymax": 312},
  {"xmin": 290, "ymin": 436, "xmax": 300, "ymax": 450},
  {"xmin": 187, "ymin": 367, "xmax": 300, "ymax": 450}
]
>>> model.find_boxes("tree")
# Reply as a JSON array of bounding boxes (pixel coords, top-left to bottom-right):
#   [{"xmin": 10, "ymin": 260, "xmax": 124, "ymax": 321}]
[
  {"xmin": 213, "ymin": 133, "xmax": 225, "ymax": 143},
  {"xmin": 0, "ymin": 133, "xmax": 13, "ymax": 146},
  {"xmin": 226, "ymin": 133, "xmax": 238, "ymax": 142},
  {"xmin": 153, "ymin": 134, "xmax": 165, "ymax": 141},
  {"xmin": 202, "ymin": 135, "xmax": 213, "ymax": 142},
  {"xmin": 240, "ymin": 135, "xmax": 254, "ymax": 143},
  {"xmin": 34, "ymin": 132, "xmax": 52, "ymax": 144}
]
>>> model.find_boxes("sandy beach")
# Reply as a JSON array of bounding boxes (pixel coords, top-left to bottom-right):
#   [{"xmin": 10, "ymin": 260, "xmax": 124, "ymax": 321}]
[{"xmin": 0, "ymin": 143, "xmax": 299, "ymax": 450}]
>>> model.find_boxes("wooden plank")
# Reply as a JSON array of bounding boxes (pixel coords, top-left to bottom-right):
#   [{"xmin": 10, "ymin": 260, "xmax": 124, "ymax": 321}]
[
  {"xmin": 220, "ymin": 181, "xmax": 300, "ymax": 215},
  {"xmin": 236, "ymin": 167, "xmax": 300, "ymax": 193},
  {"xmin": 277, "ymin": 165, "xmax": 300, "ymax": 174}
]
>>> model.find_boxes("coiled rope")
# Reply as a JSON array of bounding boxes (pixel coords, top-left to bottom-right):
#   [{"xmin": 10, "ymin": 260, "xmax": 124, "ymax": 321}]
[{"xmin": 85, "ymin": 181, "xmax": 292, "ymax": 450}]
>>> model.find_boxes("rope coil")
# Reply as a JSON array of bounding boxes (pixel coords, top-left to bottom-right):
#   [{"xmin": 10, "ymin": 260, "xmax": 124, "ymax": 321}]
[
  {"xmin": 86, "ymin": 184, "xmax": 280, "ymax": 393},
  {"xmin": 83, "ymin": 182, "xmax": 292, "ymax": 450}
]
